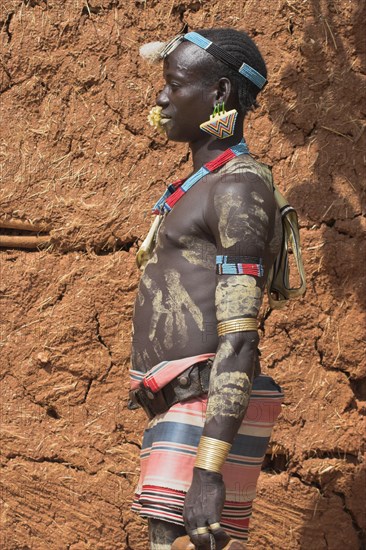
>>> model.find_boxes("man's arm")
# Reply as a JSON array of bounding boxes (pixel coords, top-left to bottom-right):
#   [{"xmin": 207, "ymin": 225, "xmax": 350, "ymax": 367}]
[{"xmin": 183, "ymin": 170, "xmax": 279, "ymax": 549}]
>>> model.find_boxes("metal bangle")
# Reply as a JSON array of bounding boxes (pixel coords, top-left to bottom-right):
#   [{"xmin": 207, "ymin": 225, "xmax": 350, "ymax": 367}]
[
  {"xmin": 195, "ymin": 436, "xmax": 231, "ymax": 473},
  {"xmin": 217, "ymin": 317, "xmax": 257, "ymax": 336}
]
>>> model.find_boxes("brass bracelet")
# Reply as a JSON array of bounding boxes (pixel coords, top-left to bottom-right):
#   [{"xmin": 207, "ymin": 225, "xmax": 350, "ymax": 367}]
[
  {"xmin": 217, "ymin": 317, "xmax": 257, "ymax": 337},
  {"xmin": 195, "ymin": 436, "xmax": 231, "ymax": 473}
]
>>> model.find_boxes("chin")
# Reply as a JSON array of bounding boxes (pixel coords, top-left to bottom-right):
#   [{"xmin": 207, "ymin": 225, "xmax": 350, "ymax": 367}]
[
  {"xmin": 166, "ymin": 129, "xmax": 201, "ymax": 143},
  {"xmin": 164, "ymin": 131, "xmax": 186, "ymax": 142}
]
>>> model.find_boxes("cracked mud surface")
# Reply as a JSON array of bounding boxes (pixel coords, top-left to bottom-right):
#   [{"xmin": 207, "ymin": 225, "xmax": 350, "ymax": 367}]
[{"xmin": 0, "ymin": 0, "xmax": 365, "ymax": 548}]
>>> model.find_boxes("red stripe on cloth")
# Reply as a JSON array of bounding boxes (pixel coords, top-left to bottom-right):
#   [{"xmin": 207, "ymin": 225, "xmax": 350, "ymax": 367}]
[
  {"xmin": 205, "ymin": 148, "xmax": 236, "ymax": 171},
  {"xmin": 142, "ymin": 485, "xmax": 185, "ymax": 496},
  {"xmin": 131, "ymin": 353, "xmax": 215, "ymax": 392}
]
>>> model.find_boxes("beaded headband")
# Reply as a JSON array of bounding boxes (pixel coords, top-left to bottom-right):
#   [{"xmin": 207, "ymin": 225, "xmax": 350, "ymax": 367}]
[{"xmin": 161, "ymin": 31, "xmax": 267, "ymax": 90}]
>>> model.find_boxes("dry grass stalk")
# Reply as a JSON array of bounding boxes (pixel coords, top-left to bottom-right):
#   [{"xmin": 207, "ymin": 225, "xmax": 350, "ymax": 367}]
[{"xmin": 321, "ymin": 126, "xmax": 353, "ymax": 141}]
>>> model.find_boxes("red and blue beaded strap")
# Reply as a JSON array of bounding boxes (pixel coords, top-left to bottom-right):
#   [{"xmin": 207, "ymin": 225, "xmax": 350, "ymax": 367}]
[
  {"xmin": 152, "ymin": 178, "xmax": 185, "ymax": 214},
  {"xmin": 216, "ymin": 255, "xmax": 264, "ymax": 277},
  {"xmin": 152, "ymin": 139, "xmax": 249, "ymax": 214}
]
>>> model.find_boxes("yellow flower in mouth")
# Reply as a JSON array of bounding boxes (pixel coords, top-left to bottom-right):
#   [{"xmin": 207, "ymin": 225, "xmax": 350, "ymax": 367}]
[{"xmin": 148, "ymin": 105, "xmax": 164, "ymax": 134}]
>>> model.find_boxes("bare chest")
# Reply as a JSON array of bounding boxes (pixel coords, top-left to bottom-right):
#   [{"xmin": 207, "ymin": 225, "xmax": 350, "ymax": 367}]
[{"xmin": 155, "ymin": 179, "xmax": 214, "ymax": 254}]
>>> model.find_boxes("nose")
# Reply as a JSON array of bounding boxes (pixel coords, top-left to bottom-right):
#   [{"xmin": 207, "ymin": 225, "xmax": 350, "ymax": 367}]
[{"xmin": 156, "ymin": 86, "xmax": 169, "ymax": 108}]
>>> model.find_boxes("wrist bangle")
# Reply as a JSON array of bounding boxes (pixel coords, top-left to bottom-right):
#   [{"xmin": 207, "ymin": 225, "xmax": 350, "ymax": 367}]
[
  {"xmin": 217, "ymin": 317, "xmax": 257, "ymax": 337},
  {"xmin": 195, "ymin": 436, "xmax": 231, "ymax": 473}
]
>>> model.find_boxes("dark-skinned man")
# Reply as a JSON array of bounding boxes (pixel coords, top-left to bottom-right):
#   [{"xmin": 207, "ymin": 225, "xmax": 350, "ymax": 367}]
[{"xmin": 129, "ymin": 28, "xmax": 284, "ymax": 550}]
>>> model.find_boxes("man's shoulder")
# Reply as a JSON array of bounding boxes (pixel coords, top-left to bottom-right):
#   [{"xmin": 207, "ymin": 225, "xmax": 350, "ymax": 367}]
[
  {"xmin": 203, "ymin": 154, "xmax": 279, "ymax": 238},
  {"xmin": 207, "ymin": 154, "xmax": 274, "ymax": 201},
  {"xmin": 221, "ymin": 155, "xmax": 273, "ymax": 188}
]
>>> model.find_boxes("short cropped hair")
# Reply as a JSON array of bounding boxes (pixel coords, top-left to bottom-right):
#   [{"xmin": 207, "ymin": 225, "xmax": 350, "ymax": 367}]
[{"xmin": 197, "ymin": 28, "xmax": 267, "ymax": 116}]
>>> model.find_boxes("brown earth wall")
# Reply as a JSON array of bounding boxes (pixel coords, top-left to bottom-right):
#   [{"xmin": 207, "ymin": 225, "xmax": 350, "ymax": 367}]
[{"xmin": 0, "ymin": 0, "xmax": 365, "ymax": 548}]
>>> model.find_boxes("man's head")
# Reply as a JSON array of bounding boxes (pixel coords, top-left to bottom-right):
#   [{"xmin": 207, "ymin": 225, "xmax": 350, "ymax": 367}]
[
  {"xmin": 156, "ymin": 41, "xmax": 221, "ymax": 142},
  {"xmin": 150, "ymin": 28, "xmax": 267, "ymax": 142}
]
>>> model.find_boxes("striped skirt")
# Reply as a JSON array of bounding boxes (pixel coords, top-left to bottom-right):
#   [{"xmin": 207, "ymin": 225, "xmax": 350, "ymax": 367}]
[{"xmin": 132, "ymin": 374, "xmax": 283, "ymax": 542}]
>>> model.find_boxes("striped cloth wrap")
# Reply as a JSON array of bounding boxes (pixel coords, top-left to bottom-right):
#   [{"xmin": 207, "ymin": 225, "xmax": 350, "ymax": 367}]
[{"xmin": 130, "ymin": 355, "xmax": 283, "ymax": 542}]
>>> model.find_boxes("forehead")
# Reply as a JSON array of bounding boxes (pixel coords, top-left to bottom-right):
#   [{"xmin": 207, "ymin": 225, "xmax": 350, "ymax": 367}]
[{"xmin": 163, "ymin": 42, "xmax": 211, "ymax": 79}]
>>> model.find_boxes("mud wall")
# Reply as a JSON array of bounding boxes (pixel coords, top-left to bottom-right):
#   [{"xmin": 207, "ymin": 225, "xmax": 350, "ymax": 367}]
[{"xmin": 0, "ymin": 1, "xmax": 365, "ymax": 548}]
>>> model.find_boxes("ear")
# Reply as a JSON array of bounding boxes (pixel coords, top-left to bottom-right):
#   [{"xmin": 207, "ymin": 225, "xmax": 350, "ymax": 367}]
[{"xmin": 215, "ymin": 77, "xmax": 232, "ymax": 104}]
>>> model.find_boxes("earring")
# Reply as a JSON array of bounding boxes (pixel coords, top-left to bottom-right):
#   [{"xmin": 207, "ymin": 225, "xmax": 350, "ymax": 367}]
[{"xmin": 200, "ymin": 102, "xmax": 238, "ymax": 139}]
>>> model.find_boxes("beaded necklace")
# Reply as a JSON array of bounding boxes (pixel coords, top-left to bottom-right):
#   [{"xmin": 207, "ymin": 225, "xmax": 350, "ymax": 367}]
[{"xmin": 152, "ymin": 138, "xmax": 249, "ymax": 214}]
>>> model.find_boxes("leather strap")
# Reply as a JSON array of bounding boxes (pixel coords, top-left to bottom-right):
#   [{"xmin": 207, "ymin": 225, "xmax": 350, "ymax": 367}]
[{"xmin": 128, "ymin": 359, "xmax": 213, "ymax": 419}]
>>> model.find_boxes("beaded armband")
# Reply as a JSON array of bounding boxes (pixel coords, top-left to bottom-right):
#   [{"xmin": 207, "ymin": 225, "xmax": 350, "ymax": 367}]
[
  {"xmin": 216, "ymin": 255, "xmax": 264, "ymax": 277},
  {"xmin": 217, "ymin": 317, "xmax": 258, "ymax": 337}
]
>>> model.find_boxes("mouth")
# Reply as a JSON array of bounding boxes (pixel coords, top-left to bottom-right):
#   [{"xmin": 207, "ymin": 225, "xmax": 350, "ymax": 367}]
[
  {"xmin": 160, "ymin": 114, "xmax": 172, "ymax": 125},
  {"xmin": 160, "ymin": 115, "xmax": 172, "ymax": 126}
]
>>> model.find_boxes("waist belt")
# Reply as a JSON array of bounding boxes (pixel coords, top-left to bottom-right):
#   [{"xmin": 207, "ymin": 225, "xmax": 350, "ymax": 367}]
[{"xmin": 128, "ymin": 359, "xmax": 213, "ymax": 419}]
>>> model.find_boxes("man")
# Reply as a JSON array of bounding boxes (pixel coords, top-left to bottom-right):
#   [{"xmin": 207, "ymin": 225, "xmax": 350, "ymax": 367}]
[{"xmin": 129, "ymin": 28, "xmax": 284, "ymax": 550}]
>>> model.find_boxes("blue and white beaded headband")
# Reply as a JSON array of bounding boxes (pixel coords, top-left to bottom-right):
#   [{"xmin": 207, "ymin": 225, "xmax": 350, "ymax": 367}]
[{"xmin": 160, "ymin": 31, "xmax": 267, "ymax": 90}]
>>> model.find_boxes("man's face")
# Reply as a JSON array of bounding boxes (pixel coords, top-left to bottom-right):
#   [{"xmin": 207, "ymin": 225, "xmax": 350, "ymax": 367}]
[{"xmin": 156, "ymin": 43, "xmax": 216, "ymax": 143}]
